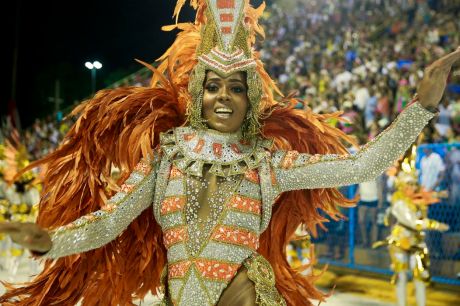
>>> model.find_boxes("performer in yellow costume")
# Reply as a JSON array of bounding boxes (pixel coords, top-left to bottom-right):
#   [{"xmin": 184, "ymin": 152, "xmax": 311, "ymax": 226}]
[
  {"xmin": 0, "ymin": 140, "xmax": 40, "ymax": 274},
  {"xmin": 0, "ymin": 1, "xmax": 458, "ymax": 305},
  {"xmin": 375, "ymin": 151, "xmax": 449, "ymax": 306},
  {"xmin": 286, "ymin": 224, "xmax": 312, "ymax": 275},
  {"xmin": 0, "ymin": 143, "xmax": 6, "ymax": 232}
]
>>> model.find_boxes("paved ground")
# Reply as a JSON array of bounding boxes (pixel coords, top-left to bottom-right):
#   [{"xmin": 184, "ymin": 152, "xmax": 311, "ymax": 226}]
[{"xmin": 0, "ymin": 256, "xmax": 393, "ymax": 305}]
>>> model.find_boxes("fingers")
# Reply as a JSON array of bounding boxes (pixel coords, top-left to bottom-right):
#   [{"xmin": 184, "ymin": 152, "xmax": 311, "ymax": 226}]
[
  {"xmin": 8, "ymin": 226, "xmax": 52, "ymax": 252},
  {"xmin": 23, "ymin": 234, "xmax": 33, "ymax": 244},
  {"xmin": 429, "ymin": 64, "xmax": 451, "ymax": 79},
  {"xmin": 0, "ymin": 222, "xmax": 21, "ymax": 233},
  {"xmin": 425, "ymin": 49, "xmax": 459, "ymax": 79},
  {"xmin": 432, "ymin": 47, "xmax": 460, "ymax": 70},
  {"xmin": 24, "ymin": 232, "xmax": 52, "ymax": 253}
]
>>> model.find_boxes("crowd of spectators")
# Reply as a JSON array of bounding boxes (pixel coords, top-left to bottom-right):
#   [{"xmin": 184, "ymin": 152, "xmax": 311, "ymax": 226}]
[
  {"xmin": 259, "ymin": 0, "xmax": 460, "ymax": 145},
  {"xmin": 0, "ymin": 115, "xmax": 73, "ymax": 162}
]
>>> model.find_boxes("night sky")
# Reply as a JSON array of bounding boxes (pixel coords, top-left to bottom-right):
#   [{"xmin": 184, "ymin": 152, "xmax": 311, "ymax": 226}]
[{"xmin": 3, "ymin": 0, "xmax": 196, "ymax": 128}]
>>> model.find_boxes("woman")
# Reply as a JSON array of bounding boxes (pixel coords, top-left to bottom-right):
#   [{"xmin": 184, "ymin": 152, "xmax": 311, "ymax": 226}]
[{"xmin": 0, "ymin": 1, "xmax": 459, "ymax": 305}]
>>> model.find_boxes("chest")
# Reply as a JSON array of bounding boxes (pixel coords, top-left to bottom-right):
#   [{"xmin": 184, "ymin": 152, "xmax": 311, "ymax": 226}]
[{"xmin": 159, "ymin": 165, "xmax": 263, "ymax": 252}]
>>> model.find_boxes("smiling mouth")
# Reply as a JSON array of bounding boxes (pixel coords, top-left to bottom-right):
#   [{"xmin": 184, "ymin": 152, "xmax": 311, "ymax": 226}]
[{"xmin": 214, "ymin": 107, "xmax": 233, "ymax": 118}]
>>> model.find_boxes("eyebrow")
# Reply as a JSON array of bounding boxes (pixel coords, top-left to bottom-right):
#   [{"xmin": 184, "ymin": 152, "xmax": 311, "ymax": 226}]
[
  {"xmin": 228, "ymin": 79, "xmax": 245, "ymax": 83},
  {"xmin": 206, "ymin": 78, "xmax": 222, "ymax": 82}
]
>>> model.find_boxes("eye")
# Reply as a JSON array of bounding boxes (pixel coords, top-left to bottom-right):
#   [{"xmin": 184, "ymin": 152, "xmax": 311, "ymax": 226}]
[
  {"xmin": 231, "ymin": 86, "xmax": 246, "ymax": 94},
  {"xmin": 205, "ymin": 83, "xmax": 219, "ymax": 92}
]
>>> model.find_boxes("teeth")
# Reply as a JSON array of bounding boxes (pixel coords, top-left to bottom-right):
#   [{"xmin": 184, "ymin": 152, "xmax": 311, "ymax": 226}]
[{"xmin": 215, "ymin": 108, "xmax": 233, "ymax": 114}]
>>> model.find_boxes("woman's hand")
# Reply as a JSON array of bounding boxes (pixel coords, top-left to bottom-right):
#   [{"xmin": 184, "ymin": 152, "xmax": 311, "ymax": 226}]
[
  {"xmin": 0, "ymin": 222, "xmax": 52, "ymax": 253},
  {"xmin": 418, "ymin": 47, "xmax": 460, "ymax": 108}
]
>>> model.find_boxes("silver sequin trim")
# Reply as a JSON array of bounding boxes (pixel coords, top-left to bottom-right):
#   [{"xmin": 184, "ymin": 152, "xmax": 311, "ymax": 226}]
[
  {"xmin": 162, "ymin": 212, "xmax": 184, "ymax": 231},
  {"xmin": 167, "ymin": 242, "xmax": 188, "ymax": 263},
  {"xmin": 165, "ymin": 179, "xmax": 185, "ymax": 197},
  {"xmin": 199, "ymin": 241, "xmax": 252, "ymax": 263},
  {"xmin": 238, "ymin": 179, "xmax": 262, "ymax": 200},
  {"xmin": 222, "ymin": 211, "xmax": 261, "ymax": 233},
  {"xmin": 178, "ymin": 268, "xmax": 210, "ymax": 306}
]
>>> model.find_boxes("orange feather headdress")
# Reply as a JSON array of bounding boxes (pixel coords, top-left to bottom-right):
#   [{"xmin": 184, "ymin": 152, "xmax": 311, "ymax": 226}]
[{"xmin": 1, "ymin": 1, "xmax": 355, "ymax": 305}]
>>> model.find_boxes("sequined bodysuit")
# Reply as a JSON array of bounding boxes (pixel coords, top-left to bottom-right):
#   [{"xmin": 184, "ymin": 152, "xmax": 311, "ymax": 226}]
[{"xmin": 44, "ymin": 102, "xmax": 434, "ymax": 305}]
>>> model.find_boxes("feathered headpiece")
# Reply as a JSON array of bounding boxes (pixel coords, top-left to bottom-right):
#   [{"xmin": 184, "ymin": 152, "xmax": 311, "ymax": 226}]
[
  {"xmin": 3, "ymin": 136, "xmax": 36, "ymax": 186},
  {"xmin": 0, "ymin": 143, "xmax": 5, "ymax": 177},
  {"xmin": 396, "ymin": 144, "xmax": 418, "ymax": 187},
  {"xmin": 394, "ymin": 145, "xmax": 440, "ymax": 205}
]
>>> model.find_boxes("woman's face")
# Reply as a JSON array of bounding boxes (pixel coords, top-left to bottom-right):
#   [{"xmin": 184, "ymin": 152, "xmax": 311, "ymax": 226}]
[{"xmin": 202, "ymin": 71, "xmax": 249, "ymax": 133}]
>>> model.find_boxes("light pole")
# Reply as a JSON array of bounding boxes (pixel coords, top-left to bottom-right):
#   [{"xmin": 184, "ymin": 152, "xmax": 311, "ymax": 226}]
[{"xmin": 85, "ymin": 61, "xmax": 102, "ymax": 94}]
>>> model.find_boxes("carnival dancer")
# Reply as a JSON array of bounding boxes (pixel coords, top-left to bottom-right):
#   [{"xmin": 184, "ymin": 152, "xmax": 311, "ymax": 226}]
[
  {"xmin": 374, "ymin": 150, "xmax": 449, "ymax": 306},
  {"xmin": 0, "ymin": 1, "xmax": 459, "ymax": 305},
  {"xmin": 0, "ymin": 143, "xmax": 7, "ymax": 270},
  {"xmin": 0, "ymin": 140, "xmax": 41, "ymax": 276},
  {"xmin": 286, "ymin": 224, "xmax": 312, "ymax": 276}
]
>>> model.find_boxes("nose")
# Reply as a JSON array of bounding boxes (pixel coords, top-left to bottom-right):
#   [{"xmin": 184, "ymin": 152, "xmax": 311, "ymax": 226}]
[{"xmin": 217, "ymin": 86, "xmax": 230, "ymax": 102}]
